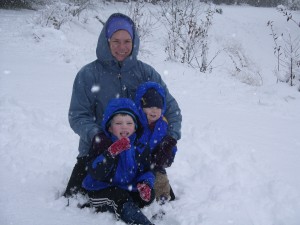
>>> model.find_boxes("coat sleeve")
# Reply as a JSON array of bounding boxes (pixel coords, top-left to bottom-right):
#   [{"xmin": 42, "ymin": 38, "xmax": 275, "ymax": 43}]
[
  {"xmin": 68, "ymin": 65, "xmax": 101, "ymax": 143},
  {"xmin": 164, "ymin": 88, "xmax": 182, "ymax": 140},
  {"xmin": 136, "ymin": 171, "xmax": 155, "ymax": 189},
  {"xmin": 87, "ymin": 151, "xmax": 118, "ymax": 181}
]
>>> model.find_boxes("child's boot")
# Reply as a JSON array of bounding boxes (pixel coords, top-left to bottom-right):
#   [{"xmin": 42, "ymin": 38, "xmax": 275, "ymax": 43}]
[{"xmin": 120, "ymin": 202, "xmax": 153, "ymax": 225}]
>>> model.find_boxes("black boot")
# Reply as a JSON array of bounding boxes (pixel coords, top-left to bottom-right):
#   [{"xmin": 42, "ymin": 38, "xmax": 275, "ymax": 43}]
[
  {"xmin": 170, "ymin": 185, "xmax": 176, "ymax": 201},
  {"xmin": 120, "ymin": 202, "xmax": 153, "ymax": 225},
  {"xmin": 63, "ymin": 157, "xmax": 88, "ymax": 198}
]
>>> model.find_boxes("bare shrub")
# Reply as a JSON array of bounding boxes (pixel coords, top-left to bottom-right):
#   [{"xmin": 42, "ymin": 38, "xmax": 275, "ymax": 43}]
[
  {"xmin": 268, "ymin": 8, "xmax": 300, "ymax": 90},
  {"xmin": 158, "ymin": 0, "xmax": 214, "ymax": 72},
  {"xmin": 32, "ymin": 0, "xmax": 96, "ymax": 29},
  {"xmin": 224, "ymin": 41, "xmax": 263, "ymax": 86}
]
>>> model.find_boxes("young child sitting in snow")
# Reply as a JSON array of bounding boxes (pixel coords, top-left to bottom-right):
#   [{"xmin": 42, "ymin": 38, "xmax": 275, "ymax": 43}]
[
  {"xmin": 82, "ymin": 98, "xmax": 155, "ymax": 225},
  {"xmin": 135, "ymin": 81, "xmax": 178, "ymax": 203}
]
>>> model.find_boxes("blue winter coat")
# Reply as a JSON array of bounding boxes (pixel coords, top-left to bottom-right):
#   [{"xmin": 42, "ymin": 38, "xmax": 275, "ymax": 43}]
[
  {"xmin": 82, "ymin": 98, "xmax": 155, "ymax": 192},
  {"xmin": 135, "ymin": 82, "xmax": 177, "ymax": 164},
  {"xmin": 68, "ymin": 13, "xmax": 182, "ymax": 157}
]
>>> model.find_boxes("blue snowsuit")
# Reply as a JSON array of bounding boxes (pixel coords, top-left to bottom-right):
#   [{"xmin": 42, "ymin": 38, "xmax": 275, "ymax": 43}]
[
  {"xmin": 135, "ymin": 82, "xmax": 177, "ymax": 166},
  {"xmin": 82, "ymin": 98, "xmax": 155, "ymax": 192},
  {"xmin": 68, "ymin": 13, "xmax": 182, "ymax": 158}
]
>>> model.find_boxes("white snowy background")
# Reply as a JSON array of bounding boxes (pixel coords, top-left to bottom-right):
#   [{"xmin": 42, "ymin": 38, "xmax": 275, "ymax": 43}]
[{"xmin": 1, "ymin": 2, "xmax": 300, "ymax": 225}]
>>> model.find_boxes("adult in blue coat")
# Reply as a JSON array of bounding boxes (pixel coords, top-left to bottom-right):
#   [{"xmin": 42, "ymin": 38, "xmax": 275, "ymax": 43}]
[
  {"xmin": 64, "ymin": 12, "xmax": 182, "ymax": 197},
  {"xmin": 83, "ymin": 98, "xmax": 155, "ymax": 225}
]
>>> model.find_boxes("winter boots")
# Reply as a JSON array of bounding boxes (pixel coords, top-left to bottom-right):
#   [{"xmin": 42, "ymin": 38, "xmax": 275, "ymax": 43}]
[{"xmin": 120, "ymin": 202, "xmax": 154, "ymax": 225}]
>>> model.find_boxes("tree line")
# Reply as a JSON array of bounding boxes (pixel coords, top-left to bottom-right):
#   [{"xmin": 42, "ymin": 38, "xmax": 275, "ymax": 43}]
[{"xmin": 1, "ymin": 0, "xmax": 300, "ymax": 10}]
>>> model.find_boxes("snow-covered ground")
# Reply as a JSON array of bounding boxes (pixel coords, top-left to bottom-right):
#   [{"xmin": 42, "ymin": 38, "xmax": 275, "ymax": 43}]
[{"xmin": 1, "ymin": 3, "xmax": 300, "ymax": 225}]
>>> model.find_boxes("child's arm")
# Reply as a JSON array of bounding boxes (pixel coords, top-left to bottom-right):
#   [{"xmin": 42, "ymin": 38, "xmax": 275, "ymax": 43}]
[
  {"xmin": 87, "ymin": 151, "xmax": 117, "ymax": 181},
  {"xmin": 87, "ymin": 132, "xmax": 113, "ymax": 161},
  {"xmin": 87, "ymin": 138, "xmax": 130, "ymax": 180},
  {"xmin": 152, "ymin": 135, "xmax": 177, "ymax": 169}
]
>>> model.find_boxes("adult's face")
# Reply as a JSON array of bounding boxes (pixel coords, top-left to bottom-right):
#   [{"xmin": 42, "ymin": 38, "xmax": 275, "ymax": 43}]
[{"xmin": 109, "ymin": 30, "xmax": 133, "ymax": 62}]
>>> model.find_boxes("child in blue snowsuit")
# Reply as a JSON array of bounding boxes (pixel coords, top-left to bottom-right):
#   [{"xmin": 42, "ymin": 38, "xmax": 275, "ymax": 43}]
[
  {"xmin": 82, "ymin": 98, "xmax": 155, "ymax": 225},
  {"xmin": 135, "ymin": 82, "xmax": 178, "ymax": 202}
]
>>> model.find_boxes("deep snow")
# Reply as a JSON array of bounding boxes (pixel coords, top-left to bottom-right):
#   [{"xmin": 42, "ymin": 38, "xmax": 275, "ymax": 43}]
[{"xmin": 1, "ymin": 3, "xmax": 300, "ymax": 225}]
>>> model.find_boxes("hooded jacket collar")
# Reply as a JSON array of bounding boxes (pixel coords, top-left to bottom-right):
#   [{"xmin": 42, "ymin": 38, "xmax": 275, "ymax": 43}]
[
  {"xmin": 135, "ymin": 82, "xmax": 166, "ymax": 127},
  {"xmin": 96, "ymin": 13, "xmax": 140, "ymax": 72},
  {"xmin": 102, "ymin": 98, "xmax": 141, "ymax": 138}
]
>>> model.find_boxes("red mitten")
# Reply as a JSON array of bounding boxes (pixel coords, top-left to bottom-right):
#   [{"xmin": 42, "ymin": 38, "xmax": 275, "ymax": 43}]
[
  {"xmin": 108, "ymin": 137, "xmax": 130, "ymax": 156},
  {"xmin": 137, "ymin": 183, "xmax": 151, "ymax": 202}
]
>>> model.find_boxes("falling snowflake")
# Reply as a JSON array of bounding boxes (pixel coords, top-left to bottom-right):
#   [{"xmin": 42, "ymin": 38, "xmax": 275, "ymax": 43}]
[{"xmin": 91, "ymin": 85, "xmax": 100, "ymax": 93}]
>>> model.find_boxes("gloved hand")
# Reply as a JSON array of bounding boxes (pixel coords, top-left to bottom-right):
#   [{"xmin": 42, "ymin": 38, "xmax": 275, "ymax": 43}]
[
  {"xmin": 108, "ymin": 137, "xmax": 130, "ymax": 157},
  {"xmin": 89, "ymin": 132, "xmax": 113, "ymax": 159},
  {"xmin": 137, "ymin": 183, "xmax": 151, "ymax": 202},
  {"xmin": 153, "ymin": 135, "xmax": 177, "ymax": 168}
]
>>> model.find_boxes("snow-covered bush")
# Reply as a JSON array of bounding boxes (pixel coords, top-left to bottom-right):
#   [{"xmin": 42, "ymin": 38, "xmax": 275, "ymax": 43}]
[
  {"xmin": 224, "ymin": 41, "xmax": 263, "ymax": 86},
  {"xmin": 268, "ymin": 9, "xmax": 300, "ymax": 90},
  {"xmin": 126, "ymin": 0, "xmax": 157, "ymax": 52},
  {"xmin": 281, "ymin": 0, "xmax": 300, "ymax": 10},
  {"xmin": 32, "ymin": 0, "xmax": 96, "ymax": 29},
  {"xmin": 281, "ymin": 34, "xmax": 300, "ymax": 86},
  {"xmin": 158, "ymin": 0, "xmax": 214, "ymax": 71}
]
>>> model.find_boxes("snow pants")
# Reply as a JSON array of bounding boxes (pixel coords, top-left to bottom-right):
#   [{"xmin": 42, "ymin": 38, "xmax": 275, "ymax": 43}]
[
  {"xmin": 88, "ymin": 186, "xmax": 155, "ymax": 225},
  {"xmin": 63, "ymin": 156, "xmax": 88, "ymax": 197}
]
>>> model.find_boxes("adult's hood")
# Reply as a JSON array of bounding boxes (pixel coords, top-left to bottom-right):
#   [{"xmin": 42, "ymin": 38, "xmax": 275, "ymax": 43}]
[{"xmin": 96, "ymin": 13, "xmax": 140, "ymax": 70}]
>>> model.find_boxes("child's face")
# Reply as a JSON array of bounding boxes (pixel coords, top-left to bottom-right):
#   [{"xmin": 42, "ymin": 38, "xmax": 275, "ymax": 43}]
[
  {"xmin": 108, "ymin": 114, "xmax": 136, "ymax": 140},
  {"xmin": 142, "ymin": 107, "xmax": 162, "ymax": 124}
]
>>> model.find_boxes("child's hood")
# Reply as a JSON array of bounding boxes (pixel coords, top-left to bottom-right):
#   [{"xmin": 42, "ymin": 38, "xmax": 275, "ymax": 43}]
[
  {"xmin": 135, "ymin": 81, "xmax": 167, "ymax": 115},
  {"xmin": 102, "ymin": 98, "xmax": 141, "ymax": 137}
]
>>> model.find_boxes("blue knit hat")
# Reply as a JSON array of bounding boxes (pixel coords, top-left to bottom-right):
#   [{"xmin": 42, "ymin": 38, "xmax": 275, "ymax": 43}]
[
  {"xmin": 106, "ymin": 109, "xmax": 138, "ymax": 130},
  {"xmin": 106, "ymin": 15, "xmax": 134, "ymax": 40},
  {"xmin": 141, "ymin": 88, "xmax": 163, "ymax": 109}
]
